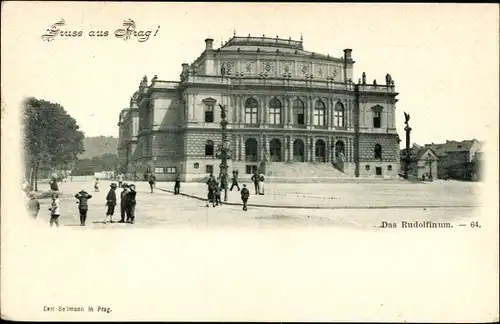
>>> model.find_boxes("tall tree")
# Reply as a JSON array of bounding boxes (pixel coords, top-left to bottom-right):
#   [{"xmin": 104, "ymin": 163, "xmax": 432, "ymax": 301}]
[{"xmin": 22, "ymin": 97, "xmax": 85, "ymax": 191}]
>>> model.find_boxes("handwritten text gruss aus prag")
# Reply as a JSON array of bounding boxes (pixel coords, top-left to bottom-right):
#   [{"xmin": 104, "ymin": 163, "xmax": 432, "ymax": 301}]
[{"xmin": 41, "ymin": 19, "xmax": 160, "ymax": 42}]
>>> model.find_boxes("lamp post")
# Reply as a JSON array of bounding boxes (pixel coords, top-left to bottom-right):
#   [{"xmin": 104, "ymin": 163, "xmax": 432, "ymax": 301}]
[{"xmin": 218, "ymin": 104, "xmax": 230, "ymax": 202}]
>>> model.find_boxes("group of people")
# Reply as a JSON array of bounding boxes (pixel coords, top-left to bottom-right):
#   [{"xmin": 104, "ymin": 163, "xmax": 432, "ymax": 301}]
[
  {"xmin": 105, "ymin": 182, "xmax": 137, "ymax": 224},
  {"xmin": 205, "ymin": 170, "xmax": 252, "ymax": 211}
]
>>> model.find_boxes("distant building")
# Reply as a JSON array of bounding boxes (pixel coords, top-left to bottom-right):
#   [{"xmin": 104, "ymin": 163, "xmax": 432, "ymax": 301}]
[
  {"xmin": 118, "ymin": 35, "xmax": 401, "ymax": 181},
  {"xmin": 424, "ymin": 139, "xmax": 483, "ymax": 181},
  {"xmin": 400, "ymin": 144, "xmax": 438, "ymax": 180}
]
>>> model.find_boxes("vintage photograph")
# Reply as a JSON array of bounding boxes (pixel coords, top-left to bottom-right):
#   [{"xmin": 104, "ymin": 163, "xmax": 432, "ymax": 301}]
[{"xmin": 1, "ymin": 2, "xmax": 498, "ymax": 322}]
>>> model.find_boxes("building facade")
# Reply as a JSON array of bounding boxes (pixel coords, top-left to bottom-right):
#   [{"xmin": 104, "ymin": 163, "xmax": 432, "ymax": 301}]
[
  {"xmin": 400, "ymin": 144, "xmax": 439, "ymax": 180},
  {"xmin": 117, "ymin": 106, "xmax": 139, "ymax": 175},
  {"xmin": 120, "ymin": 35, "xmax": 401, "ymax": 181},
  {"xmin": 425, "ymin": 139, "xmax": 483, "ymax": 181}
]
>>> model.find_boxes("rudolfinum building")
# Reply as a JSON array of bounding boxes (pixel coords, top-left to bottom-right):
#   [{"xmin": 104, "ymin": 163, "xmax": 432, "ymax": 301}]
[{"xmin": 118, "ymin": 34, "xmax": 400, "ymax": 181}]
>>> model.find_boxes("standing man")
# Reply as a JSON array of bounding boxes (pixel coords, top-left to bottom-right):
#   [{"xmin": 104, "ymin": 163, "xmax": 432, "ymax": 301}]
[
  {"xmin": 75, "ymin": 189, "xmax": 92, "ymax": 226},
  {"xmin": 240, "ymin": 184, "xmax": 250, "ymax": 211},
  {"xmin": 174, "ymin": 174, "xmax": 181, "ymax": 195},
  {"xmin": 119, "ymin": 183, "xmax": 129, "ymax": 223},
  {"xmin": 250, "ymin": 171, "xmax": 260, "ymax": 195},
  {"xmin": 126, "ymin": 184, "xmax": 137, "ymax": 224},
  {"xmin": 105, "ymin": 183, "xmax": 118, "ymax": 223},
  {"xmin": 230, "ymin": 169, "xmax": 240, "ymax": 191},
  {"xmin": 148, "ymin": 173, "xmax": 156, "ymax": 193}
]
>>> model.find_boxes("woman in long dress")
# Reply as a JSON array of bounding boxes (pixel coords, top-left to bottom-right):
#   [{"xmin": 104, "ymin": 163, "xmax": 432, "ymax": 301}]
[{"xmin": 258, "ymin": 173, "xmax": 265, "ymax": 195}]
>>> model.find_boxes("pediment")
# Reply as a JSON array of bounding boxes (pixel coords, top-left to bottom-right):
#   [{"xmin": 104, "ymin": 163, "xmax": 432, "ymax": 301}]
[{"xmin": 202, "ymin": 97, "xmax": 217, "ymax": 105}]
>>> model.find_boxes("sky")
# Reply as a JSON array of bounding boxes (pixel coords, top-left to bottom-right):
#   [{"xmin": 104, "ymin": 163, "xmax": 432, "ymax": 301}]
[{"xmin": 2, "ymin": 2, "xmax": 499, "ymax": 147}]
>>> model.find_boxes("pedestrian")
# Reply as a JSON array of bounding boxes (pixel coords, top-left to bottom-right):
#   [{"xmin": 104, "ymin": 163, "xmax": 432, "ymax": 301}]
[
  {"xmin": 105, "ymin": 183, "xmax": 117, "ymax": 223},
  {"xmin": 48, "ymin": 193, "xmax": 61, "ymax": 227},
  {"xmin": 50, "ymin": 177, "xmax": 59, "ymax": 192},
  {"xmin": 148, "ymin": 173, "xmax": 156, "ymax": 193},
  {"xmin": 94, "ymin": 178, "xmax": 100, "ymax": 192},
  {"xmin": 206, "ymin": 174, "xmax": 216, "ymax": 207},
  {"xmin": 118, "ymin": 174, "xmax": 124, "ymax": 188},
  {"xmin": 174, "ymin": 174, "xmax": 181, "ymax": 195},
  {"xmin": 230, "ymin": 169, "xmax": 240, "ymax": 191},
  {"xmin": 258, "ymin": 172, "xmax": 265, "ymax": 195},
  {"xmin": 126, "ymin": 184, "xmax": 137, "ymax": 224},
  {"xmin": 214, "ymin": 181, "xmax": 222, "ymax": 206},
  {"xmin": 75, "ymin": 189, "xmax": 92, "ymax": 226},
  {"xmin": 119, "ymin": 183, "xmax": 129, "ymax": 223},
  {"xmin": 251, "ymin": 171, "xmax": 260, "ymax": 195},
  {"xmin": 27, "ymin": 192, "xmax": 40, "ymax": 219},
  {"xmin": 240, "ymin": 184, "xmax": 250, "ymax": 211}
]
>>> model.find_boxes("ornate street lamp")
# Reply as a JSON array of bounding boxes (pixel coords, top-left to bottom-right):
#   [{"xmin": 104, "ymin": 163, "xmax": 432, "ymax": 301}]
[{"xmin": 218, "ymin": 104, "xmax": 230, "ymax": 202}]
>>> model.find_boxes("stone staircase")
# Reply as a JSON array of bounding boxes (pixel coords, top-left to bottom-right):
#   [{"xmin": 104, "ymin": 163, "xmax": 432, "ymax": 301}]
[{"xmin": 265, "ymin": 162, "xmax": 349, "ymax": 180}]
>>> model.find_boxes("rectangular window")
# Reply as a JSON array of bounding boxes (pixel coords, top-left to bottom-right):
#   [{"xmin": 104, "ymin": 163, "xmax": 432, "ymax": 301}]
[
  {"xmin": 246, "ymin": 165, "xmax": 257, "ymax": 174},
  {"xmin": 205, "ymin": 104, "xmax": 214, "ymax": 123},
  {"xmin": 334, "ymin": 110, "xmax": 344, "ymax": 127},
  {"xmin": 375, "ymin": 167, "xmax": 382, "ymax": 175},
  {"xmin": 165, "ymin": 167, "xmax": 177, "ymax": 174},
  {"xmin": 245, "ymin": 107, "xmax": 258, "ymax": 124},
  {"xmin": 269, "ymin": 107, "xmax": 281, "ymax": 124},
  {"xmin": 294, "ymin": 108, "xmax": 305, "ymax": 125},
  {"xmin": 206, "ymin": 165, "xmax": 213, "ymax": 174},
  {"xmin": 154, "ymin": 167, "xmax": 165, "ymax": 174},
  {"xmin": 314, "ymin": 109, "xmax": 325, "ymax": 126},
  {"xmin": 373, "ymin": 111, "xmax": 381, "ymax": 128}
]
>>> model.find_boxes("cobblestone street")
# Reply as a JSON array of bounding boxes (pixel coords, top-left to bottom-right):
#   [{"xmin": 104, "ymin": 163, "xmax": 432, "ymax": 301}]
[{"xmin": 32, "ymin": 179, "xmax": 483, "ymax": 230}]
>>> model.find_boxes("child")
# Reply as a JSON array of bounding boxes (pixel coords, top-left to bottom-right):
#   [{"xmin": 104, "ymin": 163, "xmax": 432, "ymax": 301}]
[
  {"xmin": 148, "ymin": 173, "xmax": 156, "ymax": 193},
  {"xmin": 240, "ymin": 184, "xmax": 250, "ymax": 211},
  {"xmin": 105, "ymin": 183, "xmax": 117, "ymax": 223},
  {"xmin": 27, "ymin": 192, "xmax": 40, "ymax": 219},
  {"xmin": 75, "ymin": 189, "xmax": 92, "ymax": 226},
  {"xmin": 214, "ymin": 181, "xmax": 222, "ymax": 206},
  {"xmin": 48, "ymin": 193, "xmax": 61, "ymax": 227},
  {"xmin": 94, "ymin": 178, "xmax": 100, "ymax": 192}
]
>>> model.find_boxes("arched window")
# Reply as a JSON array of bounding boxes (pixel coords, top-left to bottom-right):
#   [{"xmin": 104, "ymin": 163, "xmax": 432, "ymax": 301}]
[
  {"xmin": 292, "ymin": 99, "xmax": 305, "ymax": 125},
  {"xmin": 374, "ymin": 144, "xmax": 382, "ymax": 159},
  {"xmin": 205, "ymin": 140, "xmax": 214, "ymax": 157},
  {"xmin": 334, "ymin": 102, "xmax": 344, "ymax": 127},
  {"xmin": 269, "ymin": 138, "xmax": 282, "ymax": 162},
  {"xmin": 269, "ymin": 98, "xmax": 282, "ymax": 125},
  {"xmin": 314, "ymin": 100, "xmax": 325, "ymax": 126},
  {"xmin": 245, "ymin": 98, "xmax": 258, "ymax": 124}
]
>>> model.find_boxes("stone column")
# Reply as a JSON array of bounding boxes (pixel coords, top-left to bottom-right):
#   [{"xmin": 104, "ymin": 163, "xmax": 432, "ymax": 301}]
[
  {"xmin": 258, "ymin": 96, "xmax": 264, "ymax": 125},
  {"xmin": 282, "ymin": 96, "xmax": 287, "ymax": 126},
  {"xmin": 239, "ymin": 135, "xmax": 243, "ymax": 161},
  {"xmin": 309, "ymin": 97, "xmax": 314, "ymax": 126},
  {"xmin": 283, "ymin": 136, "xmax": 288, "ymax": 161},
  {"xmin": 259, "ymin": 133, "xmax": 263, "ymax": 161},
  {"xmin": 287, "ymin": 97, "xmax": 292, "ymax": 125},
  {"xmin": 289, "ymin": 135, "xmax": 294, "ymax": 162},
  {"xmin": 311, "ymin": 137, "xmax": 316, "ymax": 162},
  {"xmin": 327, "ymin": 137, "xmax": 332, "ymax": 163},
  {"xmin": 326, "ymin": 98, "xmax": 331, "ymax": 129},
  {"xmin": 239, "ymin": 96, "xmax": 244, "ymax": 125},
  {"xmin": 262, "ymin": 96, "xmax": 268, "ymax": 126}
]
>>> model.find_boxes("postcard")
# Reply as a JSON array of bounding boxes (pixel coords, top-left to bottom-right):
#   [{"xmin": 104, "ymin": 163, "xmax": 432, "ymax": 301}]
[{"xmin": 1, "ymin": 2, "xmax": 498, "ymax": 322}]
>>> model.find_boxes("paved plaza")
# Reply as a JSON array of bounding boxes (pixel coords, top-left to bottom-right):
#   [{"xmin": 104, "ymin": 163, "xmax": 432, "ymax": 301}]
[{"xmin": 31, "ymin": 179, "xmax": 483, "ymax": 230}]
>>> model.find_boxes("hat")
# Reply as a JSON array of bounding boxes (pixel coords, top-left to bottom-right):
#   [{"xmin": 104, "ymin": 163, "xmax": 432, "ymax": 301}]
[
  {"xmin": 242, "ymin": 184, "xmax": 246, "ymax": 187},
  {"xmin": 122, "ymin": 183, "xmax": 129, "ymax": 188},
  {"xmin": 110, "ymin": 183, "xmax": 117, "ymax": 188},
  {"xmin": 129, "ymin": 184, "xmax": 136, "ymax": 189}
]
